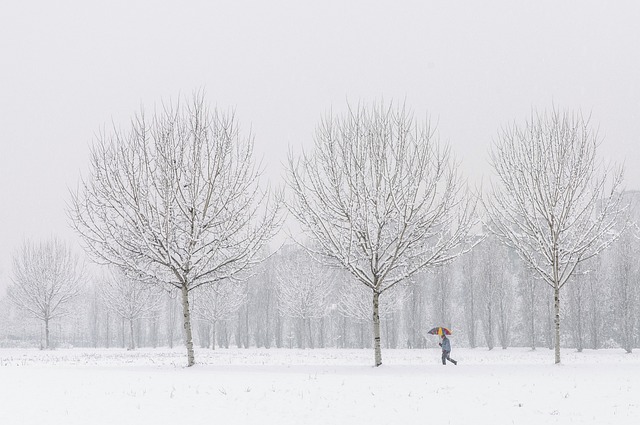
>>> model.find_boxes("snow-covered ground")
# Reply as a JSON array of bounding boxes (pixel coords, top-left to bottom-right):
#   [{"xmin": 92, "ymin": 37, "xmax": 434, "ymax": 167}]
[{"xmin": 2, "ymin": 347, "xmax": 639, "ymax": 425}]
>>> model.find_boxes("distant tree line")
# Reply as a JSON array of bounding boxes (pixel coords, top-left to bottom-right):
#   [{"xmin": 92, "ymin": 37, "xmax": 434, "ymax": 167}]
[
  {"xmin": 0, "ymin": 96, "xmax": 638, "ymax": 367},
  {"xmin": 1, "ymin": 209, "xmax": 638, "ymax": 354}
]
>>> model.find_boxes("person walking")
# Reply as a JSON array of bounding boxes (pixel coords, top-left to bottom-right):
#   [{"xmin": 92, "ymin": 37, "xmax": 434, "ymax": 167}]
[{"xmin": 439, "ymin": 334, "xmax": 457, "ymax": 365}]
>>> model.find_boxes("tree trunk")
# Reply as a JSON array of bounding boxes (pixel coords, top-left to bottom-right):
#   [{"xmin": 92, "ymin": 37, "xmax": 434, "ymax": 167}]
[
  {"xmin": 129, "ymin": 319, "xmax": 135, "ymax": 350},
  {"xmin": 483, "ymin": 303, "xmax": 494, "ymax": 350},
  {"xmin": 151, "ymin": 316, "xmax": 158, "ymax": 349},
  {"xmin": 211, "ymin": 320, "xmax": 216, "ymax": 350},
  {"xmin": 529, "ymin": 282, "xmax": 536, "ymax": 350},
  {"xmin": 275, "ymin": 314, "xmax": 283, "ymax": 348},
  {"xmin": 554, "ymin": 285, "xmax": 561, "ymax": 364},
  {"xmin": 372, "ymin": 291, "xmax": 382, "ymax": 367},
  {"xmin": 384, "ymin": 316, "xmax": 390, "ymax": 349},
  {"xmin": 44, "ymin": 317, "xmax": 50, "ymax": 349},
  {"xmin": 576, "ymin": 299, "xmax": 584, "ymax": 353},
  {"xmin": 181, "ymin": 284, "xmax": 195, "ymax": 367},
  {"xmin": 265, "ymin": 295, "xmax": 271, "ymax": 349},
  {"xmin": 307, "ymin": 318, "xmax": 314, "ymax": 349},
  {"xmin": 467, "ymin": 295, "xmax": 476, "ymax": 349},
  {"xmin": 136, "ymin": 318, "xmax": 142, "ymax": 348},
  {"xmin": 341, "ymin": 315, "xmax": 348, "ymax": 348},
  {"xmin": 546, "ymin": 298, "xmax": 554, "ymax": 350},
  {"xmin": 500, "ymin": 316, "xmax": 508, "ymax": 349},
  {"xmin": 167, "ymin": 298, "xmax": 176, "ymax": 349},
  {"xmin": 244, "ymin": 294, "xmax": 250, "ymax": 349},
  {"xmin": 106, "ymin": 311, "xmax": 110, "ymax": 349}
]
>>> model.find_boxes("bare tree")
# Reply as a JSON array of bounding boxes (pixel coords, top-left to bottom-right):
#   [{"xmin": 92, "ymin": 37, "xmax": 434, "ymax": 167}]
[
  {"xmin": 609, "ymin": 228, "xmax": 640, "ymax": 353},
  {"xmin": 69, "ymin": 93, "xmax": 281, "ymax": 366},
  {"xmin": 585, "ymin": 260, "xmax": 605, "ymax": 349},
  {"xmin": 484, "ymin": 109, "xmax": 626, "ymax": 363},
  {"xmin": 164, "ymin": 291, "xmax": 180, "ymax": 349},
  {"xmin": 9, "ymin": 238, "xmax": 84, "ymax": 349},
  {"xmin": 86, "ymin": 283, "xmax": 102, "ymax": 348},
  {"xmin": 191, "ymin": 282, "xmax": 246, "ymax": 349},
  {"xmin": 566, "ymin": 265, "xmax": 588, "ymax": 352},
  {"xmin": 100, "ymin": 268, "xmax": 163, "ymax": 350},
  {"xmin": 481, "ymin": 236, "xmax": 516, "ymax": 350},
  {"xmin": 404, "ymin": 277, "xmax": 428, "ymax": 349},
  {"xmin": 275, "ymin": 246, "xmax": 334, "ymax": 349},
  {"xmin": 478, "ymin": 251, "xmax": 498, "ymax": 350},
  {"xmin": 461, "ymin": 243, "xmax": 480, "ymax": 348},
  {"xmin": 430, "ymin": 267, "xmax": 454, "ymax": 333},
  {"xmin": 517, "ymin": 269, "xmax": 541, "ymax": 350},
  {"xmin": 337, "ymin": 274, "xmax": 406, "ymax": 324},
  {"xmin": 250, "ymin": 255, "xmax": 279, "ymax": 348},
  {"xmin": 287, "ymin": 102, "xmax": 475, "ymax": 366},
  {"xmin": 335, "ymin": 274, "xmax": 406, "ymax": 349},
  {"xmin": 495, "ymin": 267, "xmax": 514, "ymax": 350}
]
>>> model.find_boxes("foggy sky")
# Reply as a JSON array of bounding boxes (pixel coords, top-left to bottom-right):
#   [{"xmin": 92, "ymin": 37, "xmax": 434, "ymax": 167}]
[{"xmin": 1, "ymin": 0, "xmax": 639, "ymax": 289}]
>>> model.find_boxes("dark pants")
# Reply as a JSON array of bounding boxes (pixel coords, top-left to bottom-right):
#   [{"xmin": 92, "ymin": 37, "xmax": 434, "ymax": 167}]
[{"xmin": 442, "ymin": 350, "xmax": 457, "ymax": 365}]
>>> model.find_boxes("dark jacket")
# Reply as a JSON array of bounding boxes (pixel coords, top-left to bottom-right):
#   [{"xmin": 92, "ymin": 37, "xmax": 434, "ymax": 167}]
[{"xmin": 440, "ymin": 336, "xmax": 451, "ymax": 352}]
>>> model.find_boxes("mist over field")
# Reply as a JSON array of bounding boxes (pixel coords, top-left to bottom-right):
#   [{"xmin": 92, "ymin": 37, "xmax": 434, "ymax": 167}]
[{"xmin": 1, "ymin": 1, "xmax": 640, "ymax": 424}]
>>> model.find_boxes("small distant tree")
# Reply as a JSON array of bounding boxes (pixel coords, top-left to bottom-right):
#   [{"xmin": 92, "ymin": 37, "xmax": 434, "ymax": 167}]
[
  {"xmin": 9, "ymin": 238, "xmax": 84, "ymax": 349},
  {"xmin": 566, "ymin": 264, "xmax": 588, "ymax": 352},
  {"xmin": 461, "ymin": 245, "xmax": 480, "ymax": 348},
  {"xmin": 485, "ymin": 109, "xmax": 627, "ymax": 363},
  {"xmin": 517, "ymin": 269, "xmax": 541, "ymax": 350},
  {"xmin": 287, "ymin": 101, "xmax": 475, "ymax": 366},
  {"xmin": 609, "ymin": 228, "xmax": 640, "ymax": 353},
  {"xmin": 477, "ymin": 239, "xmax": 501, "ymax": 350},
  {"xmin": 192, "ymin": 282, "xmax": 246, "ymax": 349},
  {"xmin": 250, "ymin": 256, "xmax": 279, "ymax": 348},
  {"xmin": 164, "ymin": 291, "xmax": 180, "ymax": 349},
  {"xmin": 100, "ymin": 268, "xmax": 163, "ymax": 350},
  {"xmin": 585, "ymin": 258, "xmax": 605, "ymax": 349},
  {"xmin": 275, "ymin": 246, "xmax": 335, "ymax": 349},
  {"xmin": 495, "ymin": 270, "xmax": 514, "ymax": 350},
  {"xmin": 430, "ymin": 266, "xmax": 454, "ymax": 332},
  {"xmin": 404, "ymin": 277, "xmax": 428, "ymax": 349},
  {"xmin": 336, "ymin": 274, "xmax": 406, "ymax": 348}
]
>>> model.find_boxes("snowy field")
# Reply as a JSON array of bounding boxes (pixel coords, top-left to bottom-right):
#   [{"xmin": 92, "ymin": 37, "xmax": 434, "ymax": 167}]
[{"xmin": 2, "ymin": 347, "xmax": 639, "ymax": 425}]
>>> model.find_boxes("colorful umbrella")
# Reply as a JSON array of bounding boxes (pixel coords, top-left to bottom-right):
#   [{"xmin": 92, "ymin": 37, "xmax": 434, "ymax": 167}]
[{"xmin": 427, "ymin": 327, "xmax": 452, "ymax": 336}]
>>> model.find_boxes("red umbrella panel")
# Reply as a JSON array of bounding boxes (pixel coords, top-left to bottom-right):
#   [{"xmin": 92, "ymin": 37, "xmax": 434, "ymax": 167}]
[{"xmin": 428, "ymin": 327, "xmax": 452, "ymax": 336}]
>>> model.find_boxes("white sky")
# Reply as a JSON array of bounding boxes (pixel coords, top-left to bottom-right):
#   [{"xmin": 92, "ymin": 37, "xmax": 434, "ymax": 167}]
[{"xmin": 1, "ymin": 0, "xmax": 640, "ymax": 285}]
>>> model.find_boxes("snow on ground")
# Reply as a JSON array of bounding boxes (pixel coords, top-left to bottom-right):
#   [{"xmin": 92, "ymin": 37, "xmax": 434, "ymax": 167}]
[{"xmin": 1, "ymin": 346, "xmax": 639, "ymax": 425}]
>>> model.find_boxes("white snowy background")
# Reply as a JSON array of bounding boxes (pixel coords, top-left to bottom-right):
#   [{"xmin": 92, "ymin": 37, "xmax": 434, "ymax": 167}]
[
  {"xmin": 1, "ymin": 0, "xmax": 639, "ymax": 279},
  {"xmin": 2, "ymin": 347, "xmax": 639, "ymax": 425},
  {"xmin": 2, "ymin": 1, "xmax": 640, "ymax": 424}
]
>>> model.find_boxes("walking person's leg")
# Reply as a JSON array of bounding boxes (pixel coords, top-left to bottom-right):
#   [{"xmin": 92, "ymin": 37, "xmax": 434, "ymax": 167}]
[{"xmin": 443, "ymin": 350, "xmax": 457, "ymax": 365}]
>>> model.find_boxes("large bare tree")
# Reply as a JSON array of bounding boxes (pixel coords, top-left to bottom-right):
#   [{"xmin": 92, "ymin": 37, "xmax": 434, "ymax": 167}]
[
  {"xmin": 286, "ymin": 102, "xmax": 475, "ymax": 366},
  {"xmin": 9, "ymin": 238, "xmax": 84, "ymax": 349},
  {"xmin": 484, "ymin": 109, "xmax": 627, "ymax": 363},
  {"xmin": 69, "ymin": 94, "xmax": 281, "ymax": 366}
]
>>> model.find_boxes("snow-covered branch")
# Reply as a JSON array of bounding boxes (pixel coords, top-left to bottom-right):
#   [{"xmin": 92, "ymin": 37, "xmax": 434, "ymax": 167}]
[
  {"xmin": 69, "ymin": 92, "xmax": 283, "ymax": 366},
  {"xmin": 286, "ymin": 101, "xmax": 476, "ymax": 365},
  {"xmin": 484, "ymin": 108, "xmax": 628, "ymax": 363}
]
